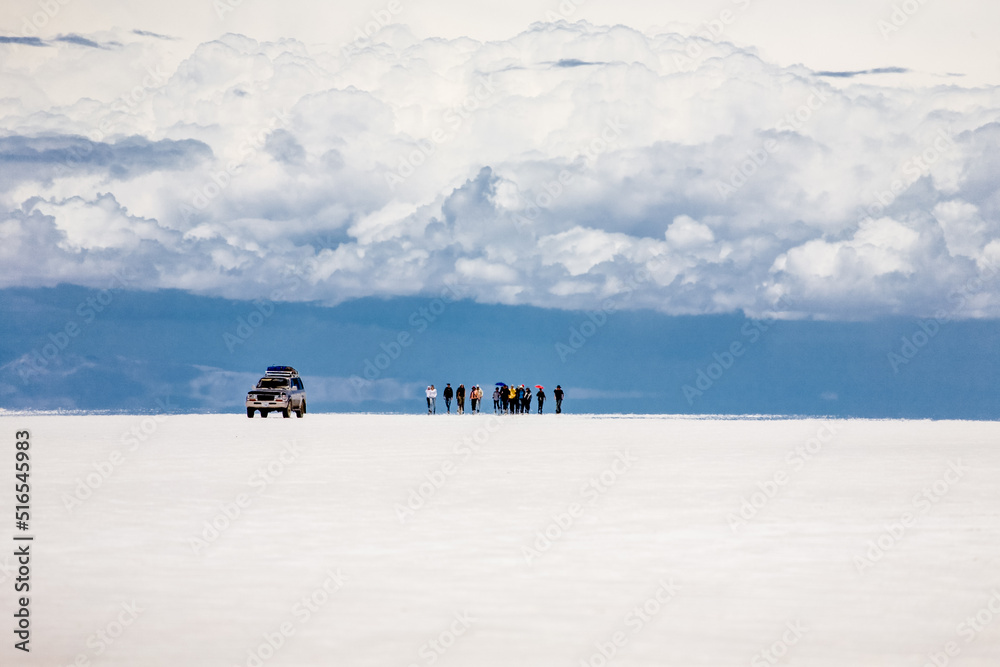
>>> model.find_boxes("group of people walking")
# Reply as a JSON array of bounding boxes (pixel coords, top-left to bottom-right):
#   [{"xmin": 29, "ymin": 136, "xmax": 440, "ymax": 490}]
[
  {"xmin": 437, "ymin": 383, "xmax": 485, "ymax": 414},
  {"xmin": 425, "ymin": 383, "xmax": 564, "ymax": 415}
]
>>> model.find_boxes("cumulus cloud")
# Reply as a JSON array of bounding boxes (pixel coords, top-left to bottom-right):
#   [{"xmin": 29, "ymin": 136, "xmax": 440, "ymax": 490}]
[{"xmin": 1, "ymin": 22, "xmax": 1000, "ymax": 319}]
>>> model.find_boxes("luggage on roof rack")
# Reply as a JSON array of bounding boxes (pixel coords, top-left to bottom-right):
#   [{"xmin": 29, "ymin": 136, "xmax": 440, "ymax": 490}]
[{"xmin": 247, "ymin": 366, "xmax": 306, "ymax": 418}]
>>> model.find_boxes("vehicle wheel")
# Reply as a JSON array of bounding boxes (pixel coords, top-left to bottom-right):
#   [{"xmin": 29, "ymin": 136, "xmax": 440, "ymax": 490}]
[
  {"xmin": 282, "ymin": 403, "xmax": 292, "ymax": 418},
  {"xmin": 247, "ymin": 408, "xmax": 254, "ymax": 418},
  {"xmin": 301, "ymin": 400, "xmax": 306, "ymax": 416},
  {"xmin": 261, "ymin": 409, "xmax": 270, "ymax": 418}
]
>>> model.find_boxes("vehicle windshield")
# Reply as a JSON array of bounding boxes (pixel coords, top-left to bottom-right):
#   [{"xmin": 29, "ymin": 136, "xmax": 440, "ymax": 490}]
[{"xmin": 256, "ymin": 378, "xmax": 289, "ymax": 389}]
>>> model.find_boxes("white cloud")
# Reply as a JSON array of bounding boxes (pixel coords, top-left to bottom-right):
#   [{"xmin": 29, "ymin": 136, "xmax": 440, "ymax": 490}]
[
  {"xmin": 455, "ymin": 257, "xmax": 518, "ymax": 284},
  {"xmin": 772, "ymin": 218, "xmax": 921, "ymax": 280},
  {"xmin": 537, "ymin": 227, "xmax": 633, "ymax": 277},
  {"xmin": 32, "ymin": 193, "xmax": 173, "ymax": 251},
  {"xmin": 665, "ymin": 215, "xmax": 715, "ymax": 249},
  {"xmin": 933, "ymin": 200, "xmax": 995, "ymax": 261},
  {"xmin": 1, "ymin": 22, "xmax": 1000, "ymax": 319}
]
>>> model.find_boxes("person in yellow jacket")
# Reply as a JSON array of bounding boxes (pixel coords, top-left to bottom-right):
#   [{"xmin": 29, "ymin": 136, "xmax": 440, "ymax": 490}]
[{"xmin": 508, "ymin": 385, "xmax": 517, "ymax": 414}]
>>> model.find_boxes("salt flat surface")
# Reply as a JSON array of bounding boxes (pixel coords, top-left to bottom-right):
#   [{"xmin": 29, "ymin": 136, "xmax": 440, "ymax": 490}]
[{"xmin": 2, "ymin": 414, "xmax": 1000, "ymax": 666}]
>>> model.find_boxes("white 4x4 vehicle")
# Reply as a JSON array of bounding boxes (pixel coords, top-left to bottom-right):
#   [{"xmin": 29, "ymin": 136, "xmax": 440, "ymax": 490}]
[{"xmin": 246, "ymin": 366, "xmax": 307, "ymax": 418}]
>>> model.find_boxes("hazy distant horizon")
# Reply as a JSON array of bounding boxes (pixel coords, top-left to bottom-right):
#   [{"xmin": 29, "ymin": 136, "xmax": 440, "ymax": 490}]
[{"xmin": 4, "ymin": 286, "xmax": 998, "ymax": 419}]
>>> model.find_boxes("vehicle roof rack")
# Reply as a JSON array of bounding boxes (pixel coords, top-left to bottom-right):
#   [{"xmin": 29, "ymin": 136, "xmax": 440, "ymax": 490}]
[{"xmin": 265, "ymin": 365, "xmax": 298, "ymax": 376}]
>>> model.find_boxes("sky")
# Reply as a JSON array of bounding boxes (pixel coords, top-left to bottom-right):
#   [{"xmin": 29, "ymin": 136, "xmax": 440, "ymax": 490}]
[
  {"xmin": 1, "ymin": 0, "xmax": 998, "ymax": 414},
  {"xmin": 3, "ymin": 285, "xmax": 1000, "ymax": 417}
]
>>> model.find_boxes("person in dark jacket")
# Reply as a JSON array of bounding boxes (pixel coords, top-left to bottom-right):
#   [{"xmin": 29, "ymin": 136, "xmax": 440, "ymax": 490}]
[
  {"xmin": 554, "ymin": 385, "xmax": 564, "ymax": 413},
  {"xmin": 523, "ymin": 386, "xmax": 532, "ymax": 413},
  {"xmin": 515, "ymin": 385, "xmax": 524, "ymax": 413},
  {"xmin": 536, "ymin": 387, "xmax": 545, "ymax": 413},
  {"xmin": 456, "ymin": 384, "xmax": 466, "ymax": 414},
  {"xmin": 493, "ymin": 387, "xmax": 501, "ymax": 414},
  {"xmin": 443, "ymin": 383, "xmax": 454, "ymax": 413},
  {"xmin": 500, "ymin": 387, "xmax": 508, "ymax": 413}
]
